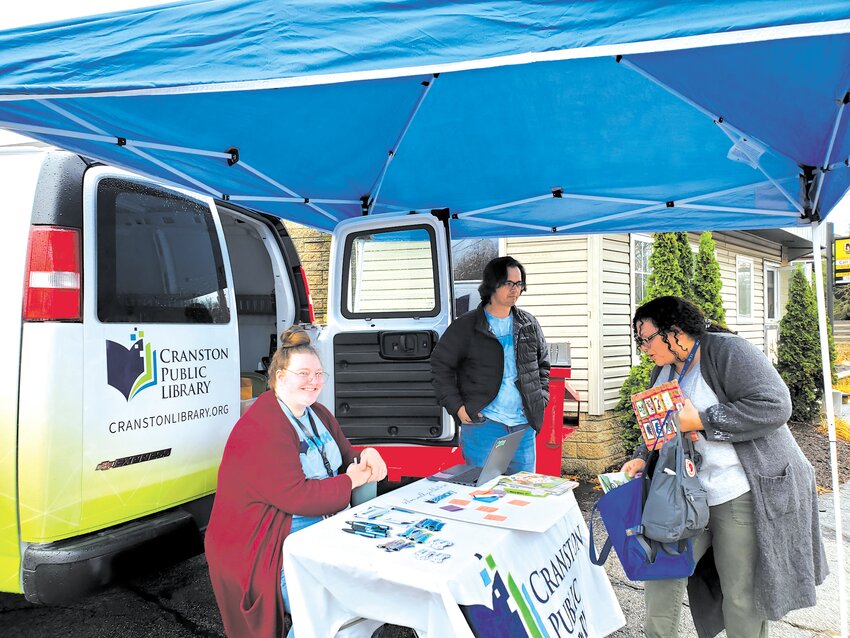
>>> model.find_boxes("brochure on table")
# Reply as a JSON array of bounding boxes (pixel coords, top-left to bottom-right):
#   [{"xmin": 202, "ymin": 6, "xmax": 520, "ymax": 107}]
[
  {"xmin": 383, "ymin": 475, "xmax": 577, "ymax": 532},
  {"xmin": 496, "ymin": 471, "xmax": 579, "ymax": 497}
]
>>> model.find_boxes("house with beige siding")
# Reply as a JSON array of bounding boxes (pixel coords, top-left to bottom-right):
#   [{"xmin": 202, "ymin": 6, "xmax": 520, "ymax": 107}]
[{"xmin": 505, "ymin": 229, "xmax": 814, "ymax": 474}]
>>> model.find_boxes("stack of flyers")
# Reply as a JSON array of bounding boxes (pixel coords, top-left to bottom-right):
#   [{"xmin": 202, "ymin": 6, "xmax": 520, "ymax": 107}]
[
  {"xmin": 630, "ymin": 380, "xmax": 683, "ymax": 448},
  {"xmin": 496, "ymin": 472, "xmax": 578, "ymax": 497},
  {"xmin": 597, "ymin": 471, "xmax": 632, "ymax": 493}
]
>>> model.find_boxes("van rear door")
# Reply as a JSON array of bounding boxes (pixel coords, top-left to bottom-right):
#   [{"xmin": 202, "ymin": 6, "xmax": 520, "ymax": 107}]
[{"xmin": 318, "ymin": 213, "xmax": 454, "ymax": 447}]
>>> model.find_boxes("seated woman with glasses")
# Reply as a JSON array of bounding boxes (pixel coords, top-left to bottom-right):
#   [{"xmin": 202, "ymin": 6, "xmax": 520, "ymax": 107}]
[{"xmin": 205, "ymin": 326, "xmax": 387, "ymax": 638}]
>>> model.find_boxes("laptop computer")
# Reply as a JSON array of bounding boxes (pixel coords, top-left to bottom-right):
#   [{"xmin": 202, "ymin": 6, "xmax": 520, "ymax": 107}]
[{"xmin": 428, "ymin": 430, "xmax": 525, "ymax": 487}]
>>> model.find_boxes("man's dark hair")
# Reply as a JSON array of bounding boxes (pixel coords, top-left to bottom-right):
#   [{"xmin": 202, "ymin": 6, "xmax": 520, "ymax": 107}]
[{"xmin": 478, "ymin": 256, "xmax": 526, "ymax": 305}]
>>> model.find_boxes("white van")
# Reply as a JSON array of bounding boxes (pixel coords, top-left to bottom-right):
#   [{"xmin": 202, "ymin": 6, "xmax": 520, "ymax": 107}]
[{"xmin": 0, "ymin": 145, "xmax": 459, "ymax": 603}]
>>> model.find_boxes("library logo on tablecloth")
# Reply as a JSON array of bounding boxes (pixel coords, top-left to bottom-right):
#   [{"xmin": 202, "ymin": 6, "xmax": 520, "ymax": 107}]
[{"xmin": 459, "ymin": 521, "xmax": 592, "ymax": 638}]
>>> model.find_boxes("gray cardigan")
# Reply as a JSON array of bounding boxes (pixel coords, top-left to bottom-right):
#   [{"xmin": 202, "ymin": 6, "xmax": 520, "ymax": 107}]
[{"xmin": 646, "ymin": 332, "xmax": 828, "ymax": 637}]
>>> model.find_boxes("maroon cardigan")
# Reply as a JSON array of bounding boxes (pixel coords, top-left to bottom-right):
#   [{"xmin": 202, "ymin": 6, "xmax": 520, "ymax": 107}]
[{"xmin": 205, "ymin": 392, "xmax": 355, "ymax": 637}]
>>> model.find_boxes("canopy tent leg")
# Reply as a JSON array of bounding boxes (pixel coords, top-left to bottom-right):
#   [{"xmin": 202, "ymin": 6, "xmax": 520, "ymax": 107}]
[{"xmin": 812, "ymin": 220, "xmax": 848, "ymax": 638}]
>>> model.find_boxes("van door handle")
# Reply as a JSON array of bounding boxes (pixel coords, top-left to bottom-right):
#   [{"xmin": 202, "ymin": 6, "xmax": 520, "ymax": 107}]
[
  {"xmin": 403, "ymin": 335, "xmax": 415, "ymax": 352},
  {"xmin": 378, "ymin": 331, "xmax": 435, "ymax": 360}
]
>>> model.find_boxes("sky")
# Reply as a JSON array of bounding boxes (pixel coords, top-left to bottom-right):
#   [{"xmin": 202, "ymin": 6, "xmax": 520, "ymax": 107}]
[
  {"xmin": 3, "ymin": 2, "xmax": 850, "ymax": 234},
  {"xmin": 832, "ymin": 196, "xmax": 850, "ymax": 237}
]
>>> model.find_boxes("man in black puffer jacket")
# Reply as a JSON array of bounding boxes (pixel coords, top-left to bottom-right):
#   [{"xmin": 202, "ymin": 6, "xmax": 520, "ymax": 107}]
[{"xmin": 431, "ymin": 256, "xmax": 550, "ymax": 473}]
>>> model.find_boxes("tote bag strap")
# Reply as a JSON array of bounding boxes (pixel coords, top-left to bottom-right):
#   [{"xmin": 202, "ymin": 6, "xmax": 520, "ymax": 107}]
[{"xmin": 588, "ymin": 501, "xmax": 614, "ymax": 566}]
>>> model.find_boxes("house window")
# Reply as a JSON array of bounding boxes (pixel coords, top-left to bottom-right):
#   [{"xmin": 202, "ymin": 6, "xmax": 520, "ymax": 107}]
[
  {"xmin": 765, "ymin": 264, "xmax": 779, "ymax": 322},
  {"xmin": 630, "ymin": 234, "xmax": 653, "ymax": 363},
  {"xmin": 633, "ymin": 235, "xmax": 653, "ymax": 306},
  {"xmin": 342, "ymin": 225, "xmax": 439, "ymax": 318},
  {"xmin": 737, "ymin": 257, "xmax": 754, "ymax": 321}
]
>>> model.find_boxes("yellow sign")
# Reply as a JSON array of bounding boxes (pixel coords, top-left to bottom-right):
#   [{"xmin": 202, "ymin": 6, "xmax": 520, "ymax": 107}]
[{"xmin": 836, "ymin": 237, "xmax": 850, "ymax": 280}]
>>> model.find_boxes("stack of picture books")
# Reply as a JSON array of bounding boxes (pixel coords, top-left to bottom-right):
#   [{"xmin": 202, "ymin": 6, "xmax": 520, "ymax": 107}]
[
  {"xmin": 496, "ymin": 472, "xmax": 578, "ymax": 497},
  {"xmin": 630, "ymin": 379, "xmax": 684, "ymax": 448}
]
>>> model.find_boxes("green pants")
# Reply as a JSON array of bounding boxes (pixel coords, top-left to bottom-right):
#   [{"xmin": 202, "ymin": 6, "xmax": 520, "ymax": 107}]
[{"xmin": 643, "ymin": 491, "xmax": 768, "ymax": 638}]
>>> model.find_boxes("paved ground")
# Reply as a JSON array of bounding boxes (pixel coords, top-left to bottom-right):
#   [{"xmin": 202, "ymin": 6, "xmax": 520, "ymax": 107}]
[{"xmin": 591, "ymin": 479, "xmax": 849, "ymax": 638}]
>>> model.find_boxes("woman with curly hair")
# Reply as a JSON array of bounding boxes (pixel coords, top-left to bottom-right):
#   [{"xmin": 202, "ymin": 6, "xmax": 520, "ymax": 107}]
[{"xmin": 622, "ymin": 296, "xmax": 827, "ymax": 638}]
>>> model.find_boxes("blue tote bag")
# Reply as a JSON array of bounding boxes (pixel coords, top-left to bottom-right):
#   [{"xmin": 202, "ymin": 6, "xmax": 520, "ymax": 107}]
[{"xmin": 588, "ymin": 475, "xmax": 696, "ymax": 581}]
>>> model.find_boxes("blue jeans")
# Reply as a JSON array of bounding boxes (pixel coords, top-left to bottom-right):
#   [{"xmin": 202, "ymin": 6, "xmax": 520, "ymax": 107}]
[
  {"xmin": 281, "ymin": 515, "xmax": 322, "ymax": 638},
  {"xmin": 460, "ymin": 418, "xmax": 536, "ymax": 474}
]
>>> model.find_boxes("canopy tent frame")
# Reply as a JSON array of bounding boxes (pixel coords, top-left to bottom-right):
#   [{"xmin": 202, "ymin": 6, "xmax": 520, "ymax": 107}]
[
  {"xmin": 619, "ymin": 56, "xmax": 808, "ymax": 215},
  {"xmin": 367, "ymin": 74, "xmax": 439, "ymax": 215},
  {"xmin": 812, "ymin": 98, "xmax": 848, "ymax": 214},
  {"xmin": 0, "ymin": 115, "xmax": 804, "ymax": 236},
  {"xmin": 0, "ymin": 2, "xmax": 847, "ymax": 634}
]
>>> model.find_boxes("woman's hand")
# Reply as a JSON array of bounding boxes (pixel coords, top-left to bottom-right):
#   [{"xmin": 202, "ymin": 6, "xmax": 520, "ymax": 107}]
[
  {"xmin": 621, "ymin": 458, "xmax": 645, "ymax": 478},
  {"xmin": 358, "ymin": 447, "xmax": 387, "ymax": 482},
  {"xmin": 345, "ymin": 460, "xmax": 372, "ymax": 489},
  {"xmin": 678, "ymin": 399, "xmax": 704, "ymax": 432}
]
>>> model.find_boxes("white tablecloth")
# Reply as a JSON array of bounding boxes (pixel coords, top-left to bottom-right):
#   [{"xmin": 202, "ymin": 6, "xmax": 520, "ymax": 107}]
[{"xmin": 284, "ymin": 479, "xmax": 625, "ymax": 638}]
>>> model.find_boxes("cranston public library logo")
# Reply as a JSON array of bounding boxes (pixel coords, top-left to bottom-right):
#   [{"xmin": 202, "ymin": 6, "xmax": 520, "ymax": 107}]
[
  {"xmin": 106, "ymin": 328, "xmax": 158, "ymax": 401},
  {"xmin": 460, "ymin": 552, "xmax": 588, "ymax": 638}
]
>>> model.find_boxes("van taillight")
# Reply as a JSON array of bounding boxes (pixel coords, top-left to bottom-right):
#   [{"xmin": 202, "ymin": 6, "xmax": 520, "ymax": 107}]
[
  {"xmin": 298, "ymin": 265, "xmax": 316, "ymax": 324},
  {"xmin": 23, "ymin": 226, "xmax": 81, "ymax": 321}
]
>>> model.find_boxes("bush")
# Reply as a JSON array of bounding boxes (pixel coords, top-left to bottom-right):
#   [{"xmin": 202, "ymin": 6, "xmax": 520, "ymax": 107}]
[
  {"xmin": 692, "ymin": 231, "xmax": 726, "ymax": 324},
  {"xmin": 645, "ymin": 233, "xmax": 683, "ymax": 299},
  {"xmin": 777, "ymin": 266, "xmax": 826, "ymax": 422}
]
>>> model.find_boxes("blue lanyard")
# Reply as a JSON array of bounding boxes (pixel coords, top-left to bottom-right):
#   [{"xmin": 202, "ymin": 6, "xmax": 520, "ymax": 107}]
[
  {"xmin": 667, "ymin": 339, "xmax": 700, "ymax": 383},
  {"xmin": 280, "ymin": 402, "xmax": 334, "ymax": 478}
]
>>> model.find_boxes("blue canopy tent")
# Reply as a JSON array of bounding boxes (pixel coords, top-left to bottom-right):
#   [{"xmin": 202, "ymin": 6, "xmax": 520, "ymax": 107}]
[
  {"xmin": 0, "ymin": 1, "xmax": 847, "ymax": 630},
  {"xmin": 0, "ymin": 1, "xmax": 848, "ymax": 236}
]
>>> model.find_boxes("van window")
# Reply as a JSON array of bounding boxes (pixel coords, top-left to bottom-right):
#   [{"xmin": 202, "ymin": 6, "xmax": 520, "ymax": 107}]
[
  {"xmin": 342, "ymin": 225, "xmax": 439, "ymax": 318},
  {"xmin": 96, "ymin": 178, "xmax": 230, "ymax": 323}
]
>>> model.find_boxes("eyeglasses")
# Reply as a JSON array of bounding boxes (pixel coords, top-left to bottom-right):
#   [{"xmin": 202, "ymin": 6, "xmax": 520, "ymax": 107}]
[
  {"xmin": 499, "ymin": 280, "xmax": 526, "ymax": 291},
  {"xmin": 634, "ymin": 329, "xmax": 664, "ymax": 349},
  {"xmin": 284, "ymin": 369, "xmax": 329, "ymax": 382}
]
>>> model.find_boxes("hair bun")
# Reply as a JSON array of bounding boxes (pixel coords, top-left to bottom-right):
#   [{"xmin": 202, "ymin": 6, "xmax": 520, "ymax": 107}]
[{"xmin": 279, "ymin": 326, "xmax": 311, "ymax": 349}]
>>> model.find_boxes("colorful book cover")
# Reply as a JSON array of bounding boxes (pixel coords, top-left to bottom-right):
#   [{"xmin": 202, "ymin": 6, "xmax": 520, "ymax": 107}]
[{"xmin": 630, "ymin": 380, "xmax": 684, "ymax": 448}]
